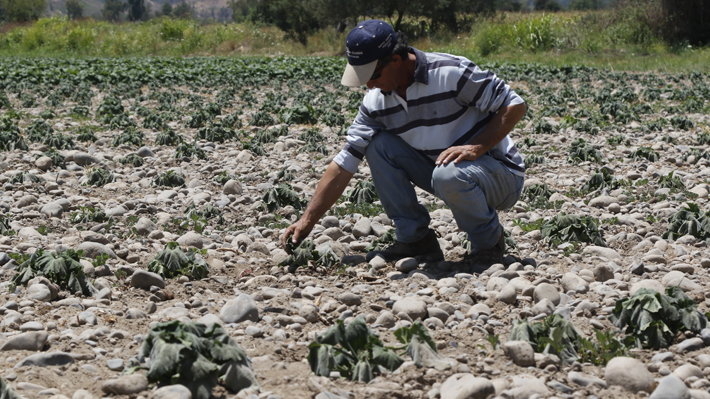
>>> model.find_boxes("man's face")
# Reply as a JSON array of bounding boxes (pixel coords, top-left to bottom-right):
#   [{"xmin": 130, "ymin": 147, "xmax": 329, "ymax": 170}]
[{"xmin": 366, "ymin": 55, "xmax": 399, "ymax": 92}]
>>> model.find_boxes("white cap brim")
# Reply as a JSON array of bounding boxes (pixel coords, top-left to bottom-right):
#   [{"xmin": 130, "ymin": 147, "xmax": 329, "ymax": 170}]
[{"xmin": 341, "ymin": 59, "xmax": 378, "ymax": 87}]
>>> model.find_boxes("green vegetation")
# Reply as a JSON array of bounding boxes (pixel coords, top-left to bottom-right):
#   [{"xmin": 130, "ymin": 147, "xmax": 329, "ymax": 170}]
[
  {"xmin": 364, "ymin": 229, "xmax": 396, "ymax": 252},
  {"xmin": 348, "ymin": 180, "xmax": 378, "ymax": 204},
  {"xmin": 611, "ymin": 287, "xmax": 708, "ymax": 349},
  {"xmin": 153, "ymin": 170, "xmax": 185, "ymax": 187},
  {"xmin": 510, "ymin": 314, "xmax": 632, "ymax": 366},
  {"xmin": 0, "ymin": 375, "xmax": 21, "ymax": 399},
  {"xmin": 663, "ymin": 203, "xmax": 710, "ymax": 240},
  {"xmin": 10, "ymin": 248, "xmax": 96, "ymax": 296},
  {"xmin": 308, "ymin": 317, "xmax": 439, "ymax": 383},
  {"xmin": 146, "ymin": 242, "xmax": 209, "ymax": 280},
  {"xmin": 140, "ymin": 320, "xmax": 258, "ymax": 399},
  {"xmin": 541, "ymin": 213, "xmax": 606, "ymax": 247},
  {"xmin": 70, "ymin": 206, "xmax": 110, "ymax": 224},
  {"xmin": 84, "ymin": 168, "xmax": 115, "ymax": 187},
  {"xmin": 280, "ymin": 239, "xmax": 339, "ymax": 271},
  {"xmin": 0, "ymin": 5, "xmax": 708, "ymax": 73},
  {"xmin": 261, "ymin": 184, "xmax": 306, "ymax": 212}
]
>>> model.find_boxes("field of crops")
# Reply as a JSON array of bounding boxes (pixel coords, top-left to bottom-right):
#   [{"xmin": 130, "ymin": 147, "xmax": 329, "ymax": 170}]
[{"xmin": 0, "ymin": 56, "xmax": 710, "ymax": 398}]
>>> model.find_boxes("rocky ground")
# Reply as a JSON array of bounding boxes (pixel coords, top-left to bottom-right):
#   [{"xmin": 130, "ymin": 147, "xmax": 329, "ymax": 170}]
[{"xmin": 1, "ymin": 60, "xmax": 710, "ymax": 399}]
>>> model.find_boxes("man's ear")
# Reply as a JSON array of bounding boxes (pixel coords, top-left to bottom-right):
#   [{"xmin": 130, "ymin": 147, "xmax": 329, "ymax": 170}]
[{"xmin": 390, "ymin": 54, "xmax": 402, "ymax": 67}]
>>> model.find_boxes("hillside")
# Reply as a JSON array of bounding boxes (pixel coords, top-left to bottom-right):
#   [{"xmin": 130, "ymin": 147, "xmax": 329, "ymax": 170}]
[{"xmin": 45, "ymin": 0, "xmax": 233, "ymax": 21}]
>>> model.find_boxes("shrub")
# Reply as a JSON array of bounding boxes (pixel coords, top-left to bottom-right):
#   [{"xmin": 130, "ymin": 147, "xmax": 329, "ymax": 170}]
[
  {"xmin": 10, "ymin": 249, "xmax": 96, "ymax": 296},
  {"xmin": 70, "ymin": 206, "xmax": 110, "ymax": 224},
  {"xmin": 629, "ymin": 147, "xmax": 659, "ymax": 162},
  {"xmin": 155, "ymin": 129, "xmax": 184, "ymax": 146},
  {"xmin": 541, "ymin": 213, "xmax": 606, "ymax": 247},
  {"xmin": 611, "ymin": 287, "xmax": 708, "ymax": 349},
  {"xmin": 261, "ymin": 184, "xmax": 306, "ymax": 212},
  {"xmin": 111, "ymin": 128, "xmax": 143, "ymax": 147},
  {"xmin": 9, "ymin": 172, "xmax": 43, "ymax": 184},
  {"xmin": 140, "ymin": 320, "xmax": 258, "ymax": 399},
  {"xmin": 175, "ymin": 142, "xmax": 207, "ymax": 160},
  {"xmin": 658, "ymin": 171, "xmax": 684, "ymax": 191},
  {"xmin": 308, "ymin": 316, "xmax": 422, "ymax": 383},
  {"xmin": 153, "ymin": 170, "xmax": 185, "ymax": 187},
  {"xmin": 84, "ymin": 168, "xmax": 115, "ymax": 187},
  {"xmin": 663, "ymin": 202, "xmax": 710, "ymax": 240},
  {"xmin": 119, "ymin": 154, "xmax": 144, "ymax": 167},
  {"xmin": 581, "ymin": 169, "xmax": 621, "ymax": 192},
  {"xmin": 568, "ymin": 138, "xmax": 602, "ymax": 163},
  {"xmin": 348, "ymin": 180, "xmax": 378, "ymax": 204},
  {"xmin": 147, "ymin": 242, "xmax": 209, "ymax": 280}
]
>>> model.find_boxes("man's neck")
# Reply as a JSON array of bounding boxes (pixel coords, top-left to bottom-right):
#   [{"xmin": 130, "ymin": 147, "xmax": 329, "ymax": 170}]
[{"xmin": 395, "ymin": 52, "xmax": 417, "ymax": 100}]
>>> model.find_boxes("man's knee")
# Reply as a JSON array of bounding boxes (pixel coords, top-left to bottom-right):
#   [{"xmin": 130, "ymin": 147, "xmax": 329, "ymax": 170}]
[{"xmin": 432, "ymin": 163, "xmax": 472, "ymax": 199}]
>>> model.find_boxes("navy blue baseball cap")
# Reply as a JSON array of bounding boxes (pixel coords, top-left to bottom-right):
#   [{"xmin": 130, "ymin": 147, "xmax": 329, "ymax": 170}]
[{"xmin": 341, "ymin": 20, "xmax": 397, "ymax": 87}]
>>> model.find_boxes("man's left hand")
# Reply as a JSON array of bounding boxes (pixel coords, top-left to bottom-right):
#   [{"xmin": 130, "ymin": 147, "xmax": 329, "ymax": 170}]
[{"xmin": 435, "ymin": 144, "xmax": 484, "ymax": 165}]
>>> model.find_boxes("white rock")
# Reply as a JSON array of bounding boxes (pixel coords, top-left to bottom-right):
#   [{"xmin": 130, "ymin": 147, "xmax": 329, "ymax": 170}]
[
  {"xmin": 604, "ymin": 357, "xmax": 654, "ymax": 393},
  {"xmin": 440, "ymin": 374, "xmax": 495, "ymax": 399},
  {"xmin": 503, "ymin": 341, "xmax": 535, "ymax": 367}
]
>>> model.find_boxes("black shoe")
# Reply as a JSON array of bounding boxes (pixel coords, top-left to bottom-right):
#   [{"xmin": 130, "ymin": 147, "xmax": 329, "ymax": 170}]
[
  {"xmin": 464, "ymin": 230, "xmax": 505, "ymax": 270},
  {"xmin": 366, "ymin": 229, "xmax": 444, "ymax": 263}
]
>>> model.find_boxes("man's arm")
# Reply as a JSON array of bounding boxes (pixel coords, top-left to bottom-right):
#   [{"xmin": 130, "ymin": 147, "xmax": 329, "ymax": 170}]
[
  {"xmin": 435, "ymin": 102, "xmax": 527, "ymax": 165},
  {"xmin": 281, "ymin": 161, "xmax": 354, "ymax": 251}
]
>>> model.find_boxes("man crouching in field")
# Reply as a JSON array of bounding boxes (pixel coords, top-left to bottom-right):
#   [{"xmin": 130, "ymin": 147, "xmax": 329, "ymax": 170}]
[{"xmin": 281, "ymin": 20, "xmax": 526, "ymax": 271}]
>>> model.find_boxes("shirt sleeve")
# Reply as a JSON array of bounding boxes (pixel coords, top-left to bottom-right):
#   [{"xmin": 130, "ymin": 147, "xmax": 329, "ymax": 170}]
[
  {"xmin": 334, "ymin": 97, "xmax": 384, "ymax": 174},
  {"xmin": 455, "ymin": 60, "xmax": 522, "ymax": 113}
]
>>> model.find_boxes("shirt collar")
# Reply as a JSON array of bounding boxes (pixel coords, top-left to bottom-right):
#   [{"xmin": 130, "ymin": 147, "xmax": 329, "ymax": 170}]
[{"xmin": 411, "ymin": 47, "xmax": 428, "ymax": 85}]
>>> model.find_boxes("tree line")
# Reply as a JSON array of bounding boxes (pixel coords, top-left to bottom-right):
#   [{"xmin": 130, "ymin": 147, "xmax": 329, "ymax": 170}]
[{"xmin": 0, "ymin": 0, "xmax": 707, "ymax": 47}]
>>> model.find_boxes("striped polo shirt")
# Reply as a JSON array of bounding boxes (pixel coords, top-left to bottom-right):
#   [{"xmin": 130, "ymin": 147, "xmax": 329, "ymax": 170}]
[{"xmin": 334, "ymin": 47, "xmax": 525, "ymax": 177}]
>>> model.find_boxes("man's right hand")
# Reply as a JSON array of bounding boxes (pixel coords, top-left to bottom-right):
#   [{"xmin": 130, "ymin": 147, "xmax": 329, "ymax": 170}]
[
  {"xmin": 281, "ymin": 219, "xmax": 314, "ymax": 254},
  {"xmin": 279, "ymin": 161, "xmax": 354, "ymax": 254}
]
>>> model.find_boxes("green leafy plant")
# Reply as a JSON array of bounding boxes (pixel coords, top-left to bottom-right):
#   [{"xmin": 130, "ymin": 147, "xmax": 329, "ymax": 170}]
[
  {"xmin": 629, "ymin": 147, "xmax": 660, "ymax": 162},
  {"xmin": 44, "ymin": 134, "xmax": 74, "ymax": 150},
  {"xmin": 10, "ymin": 248, "xmax": 96, "ymax": 296},
  {"xmin": 70, "ymin": 206, "xmax": 110, "ymax": 224},
  {"xmin": 670, "ymin": 115, "xmax": 695, "ymax": 130},
  {"xmin": 577, "ymin": 330, "xmax": 634, "ymax": 366},
  {"xmin": 280, "ymin": 104, "xmax": 318, "ymax": 125},
  {"xmin": 250, "ymin": 110, "xmax": 275, "ymax": 126},
  {"xmin": 568, "ymin": 138, "xmax": 602, "ymax": 163},
  {"xmin": 41, "ymin": 148, "xmax": 66, "ymax": 169},
  {"xmin": 524, "ymin": 154, "xmax": 545, "ymax": 168},
  {"xmin": 197, "ymin": 123, "xmax": 237, "ymax": 143},
  {"xmin": 153, "ymin": 170, "xmax": 186, "ymax": 187},
  {"xmin": 111, "ymin": 127, "xmax": 143, "ymax": 147},
  {"xmin": 75, "ymin": 126, "xmax": 98, "ymax": 142},
  {"xmin": 532, "ymin": 119, "xmax": 557, "ymax": 134},
  {"xmin": 348, "ymin": 180, "xmax": 378, "ymax": 204},
  {"xmin": 175, "ymin": 142, "xmax": 207, "ymax": 160},
  {"xmin": 92, "ymin": 253, "xmax": 110, "ymax": 267},
  {"xmin": 279, "ymin": 239, "xmax": 339, "ymax": 271},
  {"xmin": 147, "ymin": 242, "xmax": 209, "ymax": 280},
  {"xmin": 261, "ymin": 184, "xmax": 306, "ymax": 212},
  {"xmin": 658, "ymin": 171, "xmax": 685, "ymax": 191},
  {"xmin": 308, "ymin": 316, "xmax": 404, "ymax": 383},
  {"xmin": 212, "ymin": 171, "xmax": 236, "ymax": 185},
  {"xmin": 522, "ymin": 184, "xmax": 554, "ymax": 208},
  {"xmin": 84, "ymin": 168, "xmax": 115, "ymax": 187},
  {"xmin": 0, "ymin": 214, "xmax": 15, "ymax": 236},
  {"xmin": 156, "ymin": 129, "xmax": 184, "ymax": 146},
  {"xmin": 0, "ymin": 375, "xmax": 21, "ymax": 399},
  {"xmin": 581, "ymin": 168, "xmax": 621, "ymax": 193},
  {"xmin": 139, "ymin": 320, "xmax": 258, "ymax": 399},
  {"xmin": 611, "ymin": 287, "xmax": 708, "ymax": 349},
  {"xmin": 509, "ymin": 314, "xmax": 580, "ymax": 365},
  {"xmin": 663, "ymin": 202, "xmax": 710, "ymax": 240},
  {"xmin": 606, "ymin": 134, "xmax": 628, "ymax": 146},
  {"xmin": 697, "ymin": 132, "xmax": 710, "ymax": 146},
  {"xmin": 10, "ymin": 171, "xmax": 44, "ymax": 184},
  {"xmin": 119, "ymin": 153, "xmax": 144, "ymax": 167},
  {"xmin": 541, "ymin": 213, "xmax": 606, "ymax": 247},
  {"xmin": 364, "ymin": 229, "xmax": 396, "ymax": 252}
]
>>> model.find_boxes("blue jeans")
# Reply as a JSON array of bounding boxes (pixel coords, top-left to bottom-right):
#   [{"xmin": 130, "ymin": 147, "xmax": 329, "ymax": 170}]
[{"xmin": 365, "ymin": 132, "xmax": 524, "ymax": 252}]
